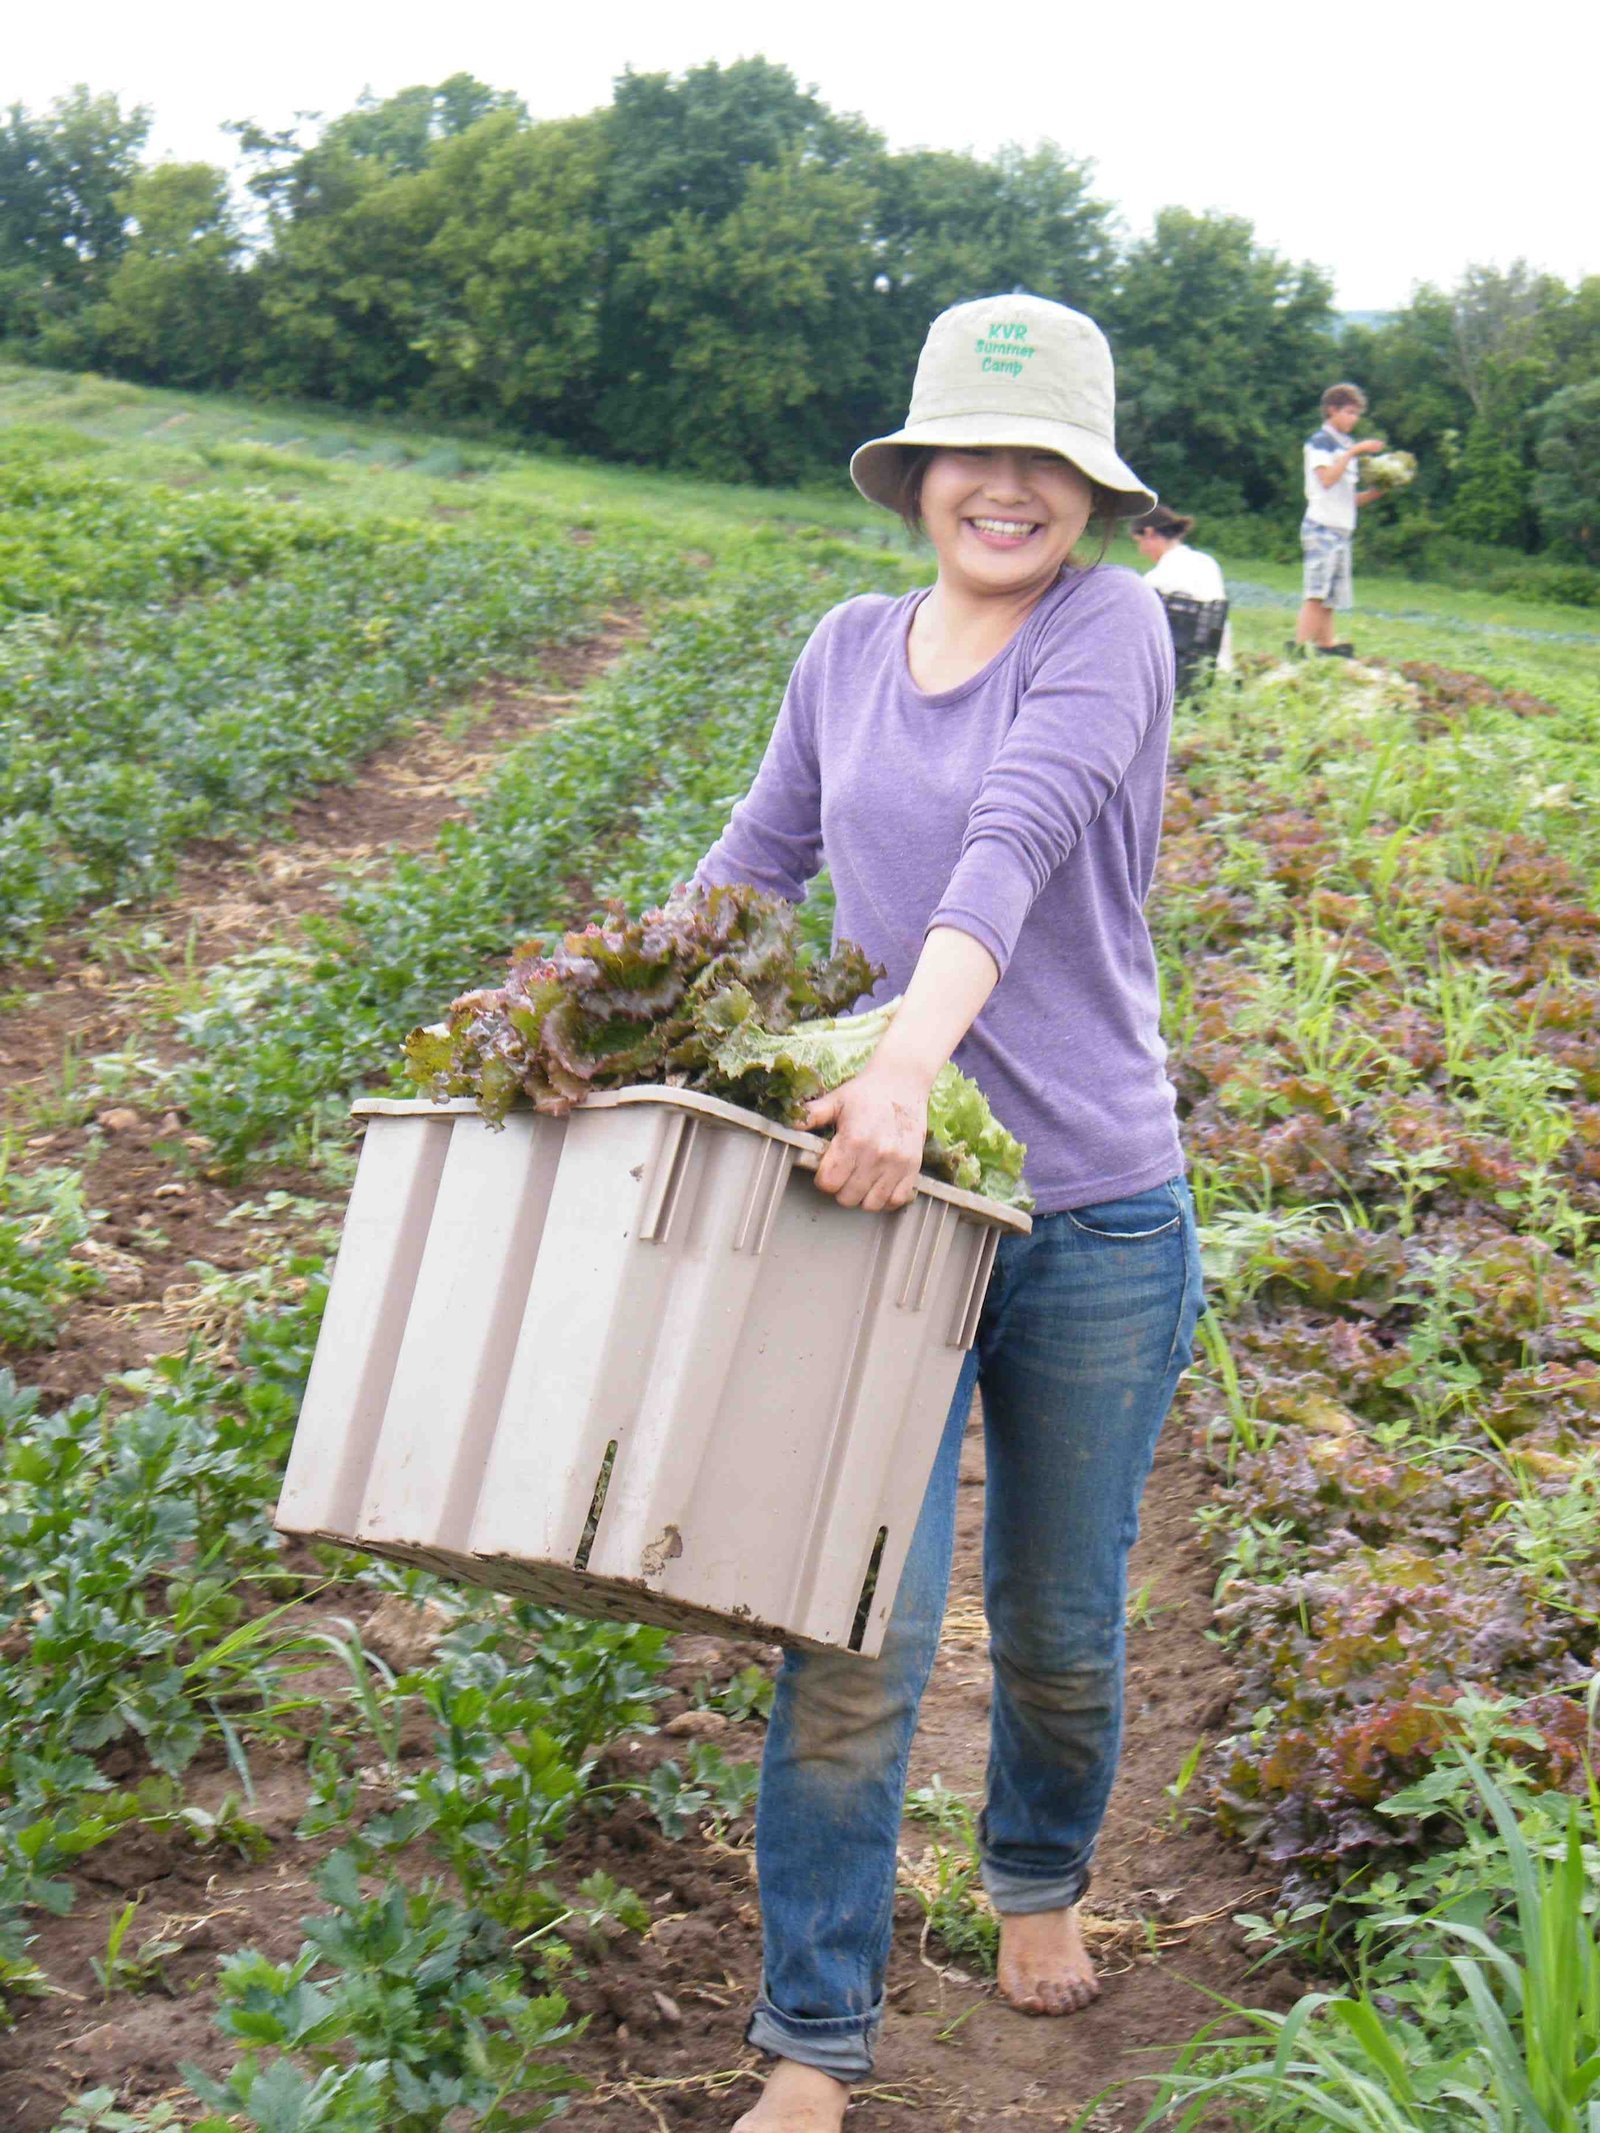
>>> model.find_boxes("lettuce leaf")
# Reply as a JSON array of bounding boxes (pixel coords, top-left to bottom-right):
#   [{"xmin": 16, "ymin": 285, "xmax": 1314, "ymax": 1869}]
[
  {"xmin": 403, "ymin": 883, "xmax": 1031, "ymax": 1209},
  {"xmin": 700, "ymin": 984, "xmax": 1031, "ymax": 1209}
]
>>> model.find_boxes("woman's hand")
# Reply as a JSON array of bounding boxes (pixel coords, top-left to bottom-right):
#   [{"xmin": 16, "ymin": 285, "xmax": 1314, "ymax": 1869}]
[
  {"xmin": 802, "ymin": 927, "xmax": 998, "ymax": 1214},
  {"xmin": 803, "ymin": 1062, "xmax": 932, "ymax": 1212}
]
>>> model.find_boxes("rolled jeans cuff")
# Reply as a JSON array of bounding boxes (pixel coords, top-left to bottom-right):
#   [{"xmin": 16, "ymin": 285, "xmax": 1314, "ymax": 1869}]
[
  {"xmin": 746, "ymin": 1988, "xmax": 883, "ymax": 2082},
  {"xmin": 981, "ymin": 1856, "xmax": 1092, "ymax": 1915}
]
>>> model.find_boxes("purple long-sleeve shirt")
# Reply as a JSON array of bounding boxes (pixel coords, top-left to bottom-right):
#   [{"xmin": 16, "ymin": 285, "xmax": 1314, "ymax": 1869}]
[{"xmin": 695, "ymin": 563, "xmax": 1183, "ymax": 1214}]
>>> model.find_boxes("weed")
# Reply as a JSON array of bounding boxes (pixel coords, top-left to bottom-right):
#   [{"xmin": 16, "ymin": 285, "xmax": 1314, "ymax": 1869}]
[
  {"xmin": 898, "ymin": 1790, "xmax": 998, "ymax": 1976},
  {"xmin": 1164, "ymin": 1738, "xmax": 1209, "ymax": 1830},
  {"xmin": 643, "ymin": 1743, "xmax": 759, "ymax": 1840},
  {"xmin": 89, "ymin": 1899, "xmax": 183, "ymax": 1997}
]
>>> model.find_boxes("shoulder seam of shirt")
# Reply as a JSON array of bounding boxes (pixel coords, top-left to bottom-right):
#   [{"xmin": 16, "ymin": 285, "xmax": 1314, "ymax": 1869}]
[
  {"xmin": 1061, "ymin": 563, "xmax": 1165, "ymax": 621},
  {"xmin": 1027, "ymin": 566, "xmax": 1165, "ymax": 661}
]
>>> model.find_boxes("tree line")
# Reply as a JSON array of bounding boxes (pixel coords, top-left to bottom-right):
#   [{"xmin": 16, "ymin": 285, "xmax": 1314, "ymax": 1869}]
[{"xmin": 1, "ymin": 63, "xmax": 1594, "ymax": 560}]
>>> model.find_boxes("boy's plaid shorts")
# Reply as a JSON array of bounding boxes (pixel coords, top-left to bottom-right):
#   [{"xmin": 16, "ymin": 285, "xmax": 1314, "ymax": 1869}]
[{"xmin": 1301, "ymin": 521, "xmax": 1354, "ymax": 608}]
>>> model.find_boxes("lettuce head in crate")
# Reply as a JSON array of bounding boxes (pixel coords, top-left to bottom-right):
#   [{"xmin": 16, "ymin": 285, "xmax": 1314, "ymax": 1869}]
[{"xmin": 403, "ymin": 883, "xmax": 1031, "ymax": 1208}]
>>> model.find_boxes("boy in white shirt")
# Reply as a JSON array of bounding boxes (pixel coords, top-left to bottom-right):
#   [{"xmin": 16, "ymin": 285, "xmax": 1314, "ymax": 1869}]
[{"xmin": 1295, "ymin": 383, "xmax": 1387, "ymax": 653}]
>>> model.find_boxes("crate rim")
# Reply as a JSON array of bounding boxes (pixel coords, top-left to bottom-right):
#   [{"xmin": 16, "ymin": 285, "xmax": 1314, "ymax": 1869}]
[{"xmin": 351, "ymin": 1085, "xmax": 1032, "ymax": 1232}]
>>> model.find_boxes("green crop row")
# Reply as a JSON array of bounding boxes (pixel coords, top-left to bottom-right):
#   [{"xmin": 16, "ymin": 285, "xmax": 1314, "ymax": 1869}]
[
  {"xmin": 1128, "ymin": 651, "xmax": 1600, "ymax": 2121},
  {"xmin": 0, "ymin": 557, "xmax": 864, "ymax": 2121},
  {"xmin": 0, "ymin": 523, "xmax": 665, "ymax": 959},
  {"xmin": 0, "ymin": 1150, "xmax": 102, "ymax": 1351},
  {"xmin": 165, "ymin": 553, "xmax": 895, "ymax": 1169},
  {"xmin": 0, "ymin": 1261, "xmax": 689, "ymax": 2126},
  {"xmin": 0, "ymin": 441, "xmax": 389, "ymax": 626}
]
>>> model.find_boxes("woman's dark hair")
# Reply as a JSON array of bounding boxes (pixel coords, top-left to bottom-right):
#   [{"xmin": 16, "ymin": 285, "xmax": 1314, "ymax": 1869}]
[
  {"xmin": 891, "ymin": 446, "xmax": 938, "ymax": 536},
  {"xmin": 892, "ymin": 446, "xmax": 1121, "ymax": 562},
  {"xmin": 1133, "ymin": 504, "xmax": 1195, "ymax": 541}
]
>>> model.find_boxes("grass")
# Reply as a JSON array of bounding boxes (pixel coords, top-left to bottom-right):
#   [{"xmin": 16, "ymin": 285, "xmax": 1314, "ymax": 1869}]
[
  {"xmin": 0, "ymin": 360, "xmax": 901, "ymax": 558},
  {"xmin": 1141, "ymin": 1754, "xmax": 1600, "ymax": 2132},
  {"xmin": 1211, "ymin": 543, "xmax": 1600, "ymax": 644}
]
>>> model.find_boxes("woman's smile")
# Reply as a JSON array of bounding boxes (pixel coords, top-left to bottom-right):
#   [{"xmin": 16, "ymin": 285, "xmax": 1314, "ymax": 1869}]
[{"xmin": 964, "ymin": 515, "xmax": 1043, "ymax": 547}]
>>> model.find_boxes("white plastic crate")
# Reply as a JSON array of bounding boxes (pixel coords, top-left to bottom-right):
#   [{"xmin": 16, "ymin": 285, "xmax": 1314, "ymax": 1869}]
[{"xmin": 275, "ymin": 1089, "xmax": 1028, "ymax": 1655}]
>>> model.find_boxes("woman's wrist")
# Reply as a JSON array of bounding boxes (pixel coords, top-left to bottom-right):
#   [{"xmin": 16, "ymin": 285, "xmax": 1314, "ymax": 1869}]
[
  {"xmin": 871, "ymin": 925, "xmax": 999, "ymax": 1090},
  {"xmin": 867, "ymin": 1020, "xmax": 945, "ymax": 1092}
]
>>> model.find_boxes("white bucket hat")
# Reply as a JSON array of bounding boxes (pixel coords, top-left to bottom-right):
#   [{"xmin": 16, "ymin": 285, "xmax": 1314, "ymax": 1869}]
[{"xmin": 850, "ymin": 293, "xmax": 1156, "ymax": 519}]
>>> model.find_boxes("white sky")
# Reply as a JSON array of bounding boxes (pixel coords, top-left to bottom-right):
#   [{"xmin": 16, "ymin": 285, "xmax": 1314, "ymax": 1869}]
[{"xmin": 8, "ymin": 0, "xmax": 1595, "ymax": 312}]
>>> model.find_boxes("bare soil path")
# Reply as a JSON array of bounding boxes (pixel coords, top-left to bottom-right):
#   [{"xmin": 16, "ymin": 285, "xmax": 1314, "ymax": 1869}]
[{"xmin": 553, "ymin": 1406, "xmax": 1280, "ymax": 2133}]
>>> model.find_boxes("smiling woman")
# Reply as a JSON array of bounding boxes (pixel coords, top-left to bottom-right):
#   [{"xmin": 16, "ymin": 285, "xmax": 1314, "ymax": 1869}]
[{"xmin": 690, "ymin": 293, "xmax": 1203, "ymax": 2133}]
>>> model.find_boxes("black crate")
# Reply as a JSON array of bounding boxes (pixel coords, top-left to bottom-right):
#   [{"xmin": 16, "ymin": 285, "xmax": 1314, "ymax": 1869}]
[{"xmin": 1158, "ymin": 593, "xmax": 1229, "ymax": 697}]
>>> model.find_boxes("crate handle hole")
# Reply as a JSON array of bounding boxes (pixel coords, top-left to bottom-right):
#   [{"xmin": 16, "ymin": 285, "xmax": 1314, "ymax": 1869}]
[
  {"xmin": 848, "ymin": 1526, "xmax": 889, "ymax": 1653},
  {"xmin": 574, "ymin": 1439, "xmax": 618, "ymax": 1572}
]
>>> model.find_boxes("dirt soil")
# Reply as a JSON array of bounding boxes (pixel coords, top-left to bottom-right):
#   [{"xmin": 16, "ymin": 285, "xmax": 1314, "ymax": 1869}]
[{"xmin": 548, "ymin": 1414, "xmax": 1282, "ymax": 2132}]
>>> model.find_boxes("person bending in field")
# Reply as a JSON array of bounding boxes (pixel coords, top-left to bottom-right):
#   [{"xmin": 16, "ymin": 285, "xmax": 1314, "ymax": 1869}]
[
  {"xmin": 1130, "ymin": 504, "xmax": 1234, "ymax": 677},
  {"xmin": 1295, "ymin": 381, "xmax": 1388, "ymax": 654},
  {"xmin": 691, "ymin": 293, "xmax": 1203, "ymax": 2132}
]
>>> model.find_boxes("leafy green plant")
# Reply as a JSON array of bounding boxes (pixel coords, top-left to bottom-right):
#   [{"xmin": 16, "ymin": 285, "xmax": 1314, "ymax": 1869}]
[
  {"xmin": 0, "ymin": 505, "xmax": 658, "ymax": 954},
  {"xmin": 183, "ymin": 1851, "xmax": 581, "ymax": 2131},
  {"xmin": 900, "ymin": 1786, "xmax": 997, "ymax": 1975},
  {"xmin": 512, "ymin": 1869, "xmax": 650, "ymax": 1966},
  {"xmin": 1164, "ymin": 1737, "xmax": 1209, "ymax": 1830},
  {"xmin": 89, "ymin": 1898, "xmax": 183, "ymax": 1997},
  {"xmin": 1142, "ymin": 1754, "xmax": 1600, "ymax": 2132},
  {"xmin": 170, "ymin": 561, "xmax": 900, "ymax": 1170},
  {"xmin": 0, "ymin": 1150, "xmax": 102, "ymax": 1349},
  {"xmin": 643, "ymin": 1742, "xmax": 759, "ymax": 1839},
  {"xmin": 708, "ymin": 1662, "xmax": 775, "ymax": 1724},
  {"xmin": 47, "ymin": 2091, "xmax": 186, "ymax": 2130}
]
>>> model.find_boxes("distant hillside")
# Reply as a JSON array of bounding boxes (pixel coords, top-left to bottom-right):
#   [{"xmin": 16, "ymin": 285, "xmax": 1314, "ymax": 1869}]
[{"xmin": 1339, "ymin": 309, "xmax": 1399, "ymax": 330}]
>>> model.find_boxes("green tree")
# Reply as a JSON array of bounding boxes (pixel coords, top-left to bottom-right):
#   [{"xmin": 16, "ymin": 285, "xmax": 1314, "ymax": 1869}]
[
  {"xmin": 1444, "ymin": 260, "xmax": 1568, "ymax": 417},
  {"xmin": 1535, "ymin": 275, "xmax": 1600, "ymax": 392},
  {"xmin": 318, "ymin": 74, "xmax": 523, "ymax": 173},
  {"xmin": 617, "ymin": 149, "xmax": 880, "ymax": 481},
  {"xmin": 1531, "ymin": 378, "xmax": 1600, "ymax": 561},
  {"xmin": 239, "ymin": 143, "xmax": 442, "ymax": 407},
  {"xmin": 1105, "ymin": 209, "xmax": 1338, "ymax": 515},
  {"xmin": 231, "ymin": 77, "xmax": 515, "ymax": 407},
  {"xmin": 0, "ymin": 87, "xmax": 150, "ymax": 360},
  {"xmin": 1446, "ymin": 408, "xmax": 1533, "ymax": 546},
  {"xmin": 414, "ymin": 110, "xmax": 608, "ymax": 431},
  {"xmin": 600, "ymin": 57, "xmax": 871, "ymax": 251},
  {"xmin": 593, "ymin": 58, "xmax": 881, "ymax": 465},
  {"xmin": 1338, "ymin": 290, "xmax": 1471, "ymax": 515},
  {"xmin": 1353, "ymin": 264, "xmax": 1600, "ymax": 550},
  {"xmin": 93, "ymin": 162, "xmax": 246, "ymax": 387}
]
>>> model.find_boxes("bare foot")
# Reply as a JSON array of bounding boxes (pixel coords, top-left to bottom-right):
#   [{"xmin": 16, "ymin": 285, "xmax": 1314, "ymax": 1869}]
[
  {"xmin": 997, "ymin": 1904, "xmax": 1101, "ymax": 2016},
  {"xmin": 732, "ymin": 2057, "xmax": 850, "ymax": 2130}
]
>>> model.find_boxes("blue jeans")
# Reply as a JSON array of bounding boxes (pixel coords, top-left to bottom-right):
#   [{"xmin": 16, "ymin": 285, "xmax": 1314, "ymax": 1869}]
[{"xmin": 746, "ymin": 1176, "xmax": 1205, "ymax": 2081}]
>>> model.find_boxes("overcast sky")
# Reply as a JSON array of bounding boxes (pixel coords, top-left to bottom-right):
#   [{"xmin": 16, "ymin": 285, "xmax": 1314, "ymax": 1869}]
[{"xmin": 9, "ymin": 0, "xmax": 1593, "ymax": 312}]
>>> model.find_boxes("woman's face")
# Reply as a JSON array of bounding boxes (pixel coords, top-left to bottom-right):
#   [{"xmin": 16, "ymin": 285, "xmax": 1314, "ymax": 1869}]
[{"xmin": 918, "ymin": 448, "xmax": 1095, "ymax": 596}]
